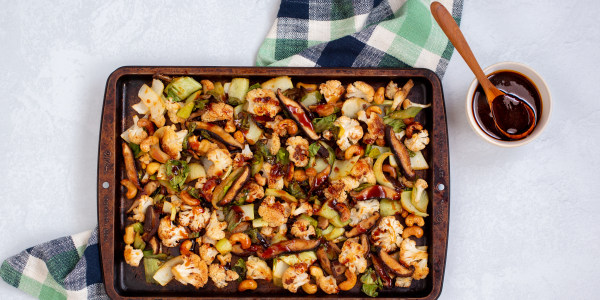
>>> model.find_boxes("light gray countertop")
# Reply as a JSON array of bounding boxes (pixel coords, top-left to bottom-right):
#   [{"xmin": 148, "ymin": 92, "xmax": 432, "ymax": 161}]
[{"xmin": 1, "ymin": 1, "xmax": 598, "ymax": 299}]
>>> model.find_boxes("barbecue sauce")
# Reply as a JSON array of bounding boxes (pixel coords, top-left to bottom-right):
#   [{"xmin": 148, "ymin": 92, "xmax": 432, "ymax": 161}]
[{"xmin": 472, "ymin": 71, "xmax": 541, "ymax": 140}]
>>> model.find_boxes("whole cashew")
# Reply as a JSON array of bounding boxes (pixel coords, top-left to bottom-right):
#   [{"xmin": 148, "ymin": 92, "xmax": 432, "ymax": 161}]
[
  {"xmin": 254, "ymin": 173, "xmax": 266, "ymax": 186},
  {"xmin": 278, "ymin": 119, "xmax": 298, "ymax": 136},
  {"xmin": 309, "ymin": 265, "xmax": 324, "ymax": 279},
  {"xmin": 344, "ymin": 145, "xmax": 364, "ymax": 160},
  {"xmin": 137, "ymin": 118, "xmax": 155, "ymax": 135},
  {"xmin": 180, "ymin": 190, "xmax": 201, "ymax": 206},
  {"xmin": 179, "ymin": 239, "xmax": 193, "ymax": 256},
  {"xmin": 309, "ymin": 104, "xmax": 337, "ymax": 117},
  {"xmin": 120, "ymin": 179, "xmax": 137, "ymax": 199},
  {"xmin": 229, "ymin": 233, "xmax": 251, "ymax": 249},
  {"xmin": 234, "ymin": 131, "xmax": 245, "ymax": 144},
  {"xmin": 402, "ymin": 226, "xmax": 424, "ymax": 239},
  {"xmin": 365, "ymin": 105, "xmax": 383, "ymax": 115},
  {"xmin": 143, "ymin": 181, "xmax": 159, "ymax": 196},
  {"xmin": 293, "ymin": 169, "xmax": 307, "ymax": 182},
  {"xmin": 405, "ymin": 214, "xmax": 425, "ymax": 227},
  {"xmin": 296, "ymin": 82, "xmax": 317, "ymax": 91},
  {"xmin": 382, "ymin": 164, "xmax": 397, "ymax": 179},
  {"xmin": 146, "ymin": 162, "xmax": 161, "ymax": 176},
  {"xmin": 238, "ymin": 279, "xmax": 257, "ymax": 292},
  {"xmin": 373, "ymin": 87, "xmax": 385, "ymax": 105},
  {"xmin": 302, "ymin": 282, "xmax": 318, "ymax": 294},
  {"xmin": 123, "ymin": 225, "xmax": 135, "ymax": 245},
  {"xmin": 338, "ymin": 269, "xmax": 357, "ymax": 291},
  {"xmin": 140, "ymin": 136, "xmax": 159, "ymax": 152}
]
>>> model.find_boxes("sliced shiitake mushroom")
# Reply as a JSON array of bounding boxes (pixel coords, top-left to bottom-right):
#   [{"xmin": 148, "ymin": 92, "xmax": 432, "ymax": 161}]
[
  {"xmin": 122, "ymin": 142, "xmax": 141, "ymax": 189},
  {"xmin": 316, "ymin": 246, "xmax": 333, "ymax": 276},
  {"xmin": 349, "ymin": 185, "xmax": 401, "ymax": 201},
  {"xmin": 142, "ymin": 206, "xmax": 160, "ymax": 242},
  {"xmin": 277, "ymin": 90, "xmax": 320, "ymax": 140},
  {"xmin": 212, "ymin": 165, "xmax": 250, "ymax": 207},
  {"xmin": 193, "ymin": 121, "xmax": 243, "ymax": 149},
  {"xmin": 385, "ymin": 126, "xmax": 415, "ymax": 179},
  {"xmin": 259, "ymin": 239, "xmax": 321, "ymax": 259},
  {"xmin": 333, "ymin": 202, "xmax": 351, "ymax": 222},
  {"xmin": 371, "ymin": 255, "xmax": 393, "ymax": 287},
  {"xmin": 345, "ymin": 212, "xmax": 380, "ymax": 238},
  {"xmin": 379, "ymin": 249, "xmax": 414, "ymax": 277}
]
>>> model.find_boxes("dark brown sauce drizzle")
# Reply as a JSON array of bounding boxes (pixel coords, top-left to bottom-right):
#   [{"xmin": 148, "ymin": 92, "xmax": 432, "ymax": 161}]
[{"xmin": 473, "ymin": 71, "xmax": 542, "ymax": 140}]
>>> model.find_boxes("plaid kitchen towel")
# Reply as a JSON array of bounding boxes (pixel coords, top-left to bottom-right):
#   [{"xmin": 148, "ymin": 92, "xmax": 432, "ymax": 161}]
[
  {"xmin": 1, "ymin": 228, "xmax": 107, "ymax": 300},
  {"xmin": 257, "ymin": 0, "xmax": 464, "ymax": 77}
]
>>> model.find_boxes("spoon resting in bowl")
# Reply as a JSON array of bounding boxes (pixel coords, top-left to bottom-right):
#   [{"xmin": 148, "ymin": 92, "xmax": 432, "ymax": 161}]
[{"xmin": 430, "ymin": 1, "xmax": 536, "ymax": 140}]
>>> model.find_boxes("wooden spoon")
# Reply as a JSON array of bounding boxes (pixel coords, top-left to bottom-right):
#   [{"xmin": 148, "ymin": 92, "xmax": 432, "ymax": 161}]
[{"xmin": 430, "ymin": 2, "xmax": 536, "ymax": 140}]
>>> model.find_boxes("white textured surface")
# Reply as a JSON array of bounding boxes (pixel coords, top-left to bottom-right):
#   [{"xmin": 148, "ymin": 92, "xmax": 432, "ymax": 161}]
[{"xmin": 0, "ymin": 0, "xmax": 598, "ymax": 299}]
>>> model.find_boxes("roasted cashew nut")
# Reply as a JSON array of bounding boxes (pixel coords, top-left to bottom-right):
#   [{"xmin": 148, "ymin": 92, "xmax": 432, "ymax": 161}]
[
  {"xmin": 293, "ymin": 169, "xmax": 307, "ymax": 182},
  {"xmin": 229, "ymin": 233, "xmax": 251, "ymax": 249},
  {"xmin": 180, "ymin": 190, "xmax": 201, "ymax": 206},
  {"xmin": 382, "ymin": 164, "xmax": 397, "ymax": 179},
  {"xmin": 309, "ymin": 265, "xmax": 325, "ymax": 280},
  {"xmin": 120, "ymin": 179, "xmax": 137, "ymax": 199},
  {"xmin": 137, "ymin": 118, "xmax": 155, "ymax": 135},
  {"xmin": 402, "ymin": 226, "xmax": 424, "ymax": 239},
  {"xmin": 238, "ymin": 279, "xmax": 257, "ymax": 292},
  {"xmin": 296, "ymin": 82, "xmax": 318, "ymax": 92},
  {"xmin": 405, "ymin": 214, "xmax": 425, "ymax": 227},
  {"xmin": 123, "ymin": 225, "xmax": 135, "ymax": 245},
  {"xmin": 278, "ymin": 119, "xmax": 298, "ymax": 136},
  {"xmin": 254, "ymin": 173, "xmax": 266, "ymax": 186},
  {"xmin": 373, "ymin": 86, "xmax": 385, "ymax": 105},
  {"xmin": 302, "ymin": 282, "xmax": 318, "ymax": 294},
  {"xmin": 149, "ymin": 144, "xmax": 170, "ymax": 163},
  {"xmin": 344, "ymin": 145, "xmax": 364, "ymax": 160},
  {"xmin": 179, "ymin": 239, "xmax": 193, "ymax": 256},
  {"xmin": 234, "ymin": 131, "xmax": 245, "ymax": 144},
  {"xmin": 140, "ymin": 136, "xmax": 159, "ymax": 152},
  {"xmin": 365, "ymin": 105, "xmax": 383, "ymax": 115},
  {"xmin": 338, "ymin": 269, "xmax": 357, "ymax": 291}
]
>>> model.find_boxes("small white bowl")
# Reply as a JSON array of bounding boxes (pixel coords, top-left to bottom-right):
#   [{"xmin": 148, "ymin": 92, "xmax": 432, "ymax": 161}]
[{"xmin": 465, "ymin": 61, "xmax": 552, "ymax": 147}]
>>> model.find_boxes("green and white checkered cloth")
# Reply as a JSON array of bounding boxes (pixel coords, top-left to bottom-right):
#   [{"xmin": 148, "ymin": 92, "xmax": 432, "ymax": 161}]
[
  {"xmin": 1, "ymin": 1, "xmax": 463, "ymax": 299},
  {"xmin": 257, "ymin": 0, "xmax": 463, "ymax": 77}
]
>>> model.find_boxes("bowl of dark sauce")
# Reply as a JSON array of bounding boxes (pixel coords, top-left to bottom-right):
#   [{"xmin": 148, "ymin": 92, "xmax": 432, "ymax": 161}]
[{"xmin": 466, "ymin": 62, "xmax": 552, "ymax": 147}]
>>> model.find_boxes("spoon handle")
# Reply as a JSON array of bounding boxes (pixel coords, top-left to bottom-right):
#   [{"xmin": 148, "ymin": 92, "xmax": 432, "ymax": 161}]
[{"xmin": 430, "ymin": 2, "xmax": 502, "ymax": 102}]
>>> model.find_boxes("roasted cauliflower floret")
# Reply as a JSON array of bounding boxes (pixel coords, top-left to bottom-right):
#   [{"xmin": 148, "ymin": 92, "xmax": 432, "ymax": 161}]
[
  {"xmin": 246, "ymin": 256, "xmax": 273, "ymax": 281},
  {"xmin": 411, "ymin": 257, "xmax": 429, "ymax": 280},
  {"xmin": 165, "ymin": 99, "xmax": 185, "ymax": 124},
  {"xmin": 258, "ymin": 196, "xmax": 290, "ymax": 227},
  {"xmin": 395, "ymin": 276, "xmax": 412, "ymax": 288},
  {"xmin": 178, "ymin": 205, "xmax": 211, "ymax": 232},
  {"xmin": 357, "ymin": 110, "xmax": 385, "ymax": 146},
  {"xmin": 262, "ymin": 163, "xmax": 284, "ymax": 190},
  {"xmin": 411, "ymin": 178, "xmax": 428, "ymax": 204},
  {"xmin": 205, "ymin": 210, "xmax": 227, "ymax": 241},
  {"xmin": 124, "ymin": 115, "xmax": 148, "ymax": 144},
  {"xmin": 319, "ymin": 80, "xmax": 345, "ymax": 103},
  {"xmin": 198, "ymin": 243, "xmax": 219, "ymax": 265},
  {"xmin": 339, "ymin": 238, "xmax": 367, "ymax": 274},
  {"xmin": 217, "ymin": 253, "xmax": 231, "ymax": 265},
  {"xmin": 281, "ymin": 264, "xmax": 310, "ymax": 293},
  {"xmin": 157, "ymin": 216, "xmax": 188, "ymax": 247},
  {"xmin": 324, "ymin": 181, "xmax": 347, "ymax": 204},
  {"xmin": 172, "ymin": 253, "xmax": 209, "ymax": 288},
  {"xmin": 291, "ymin": 201, "xmax": 313, "ymax": 216},
  {"xmin": 245, "ymin": 88, "xmax": 281, "ymax": 118},
  {"xmin": 385, "ymin": 81, "xmax": 399, "ymax": 99},
  {"xmin": 259, "ymin": 224, "xmax": 287, "ymax": 238},
  {"xmin": 333, "ymin": 116, "xmax": 363, "ymax": 151},
  {"xmin": 201, "ymin": 102, "xmax": 234, "ymax": 123},
  {"xmin": 235, "ymin": 181, "xmax": 264, "ymax": 204},
  {"xmin": 286, "ymin": 136, "xmax": 309, "ymax": 167},
  {"xmin": 131, "ymin": 195, "xmax": 153, "ymax": 222},
  {"xmin": 318, "ymin": 275, "xmax": 339, "ymax": 294},
  {"xmin": 404, "ymin": 129, "xmax": 429, "ymax": 152},
  {"xmin": 372, "ymin": 216, "xmax": 403, "ymax": 252},
  {"xmin": 206, "ymin": 148, "xmax": 232, "ymax": 178},
  {"xmin": 208, "ymin": 263, "xmax": 239, "ymax": 288},
  {"xmin": 400, "ymin": 239, "xmax": 429, "ymax": 280},
  {"xmin": 350, "ymin": 157, "xmax": 376, "ymax": 185},
  {"xmin": 346, "ymin": 81, "xmax": 374, "ymax": 102},
  {"xmin": 349, "ymin": 199, "xmax": 380, "ymax": 226},
  {"xmin": 290, "ymin": 218, "xmax": 315, "ymax": 240},
  {"xmin": 161, "ymin": 125, "xmax": 188, "ymax": 159},
  {"xmin": 124, "ymin": 245, "xmax": 143, "ymax": 267}
]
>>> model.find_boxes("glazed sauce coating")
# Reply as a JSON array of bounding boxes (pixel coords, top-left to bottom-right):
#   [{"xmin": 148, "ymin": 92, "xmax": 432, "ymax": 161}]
[{"xmin": 473, "ymin": 71, "xmax": 542, "ymax": 140}]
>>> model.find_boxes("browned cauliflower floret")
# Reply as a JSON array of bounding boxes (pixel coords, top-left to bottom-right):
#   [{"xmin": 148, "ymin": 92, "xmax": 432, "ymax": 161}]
[
  {"xmin": 350, "ymin": 157, "xmax": 376, "ymax": 185},
  {"xmin": 217, "ymin": 253, "xmax": 231, "ymax": 265},
  {"xmin": 286, "ymin": 136, "xmax": 309, "ymax": 167},
  {"xmin": 346, "ymin": 81, "xmax": 374, "ymax": 102},
  {"xmin": 235, "ymin": 180, "xmax": 264, "ymax": 204},
  {"xmin": 372, "ymin": 216, "xmax": 403, "ymax": 252},
  {"xmin": 172, "ymin": 253, "xmax": 209, "ymax": 288},
  {"xmin": 319, "ymin": 80, "xmax": 345, "ymax": 104},
  {"xmin": 205, "ymin": 211, "xmax": 227, "ymax": 241},
  {"xmin": 178, "ymin": 205, "xmax": 211, "ymax": 232},
  {"xmin": 290, "ymin": 218, "xmax": 315, "ymax": 240},
  {"xmin": 258, "ymin": 196, "xmax": 290, "ymax": 227},
  {"xmin": 291, "ymin": 201, "xmax": 313, "ymax": 216},
  {"xmin": 400, "ymin": 239, "xmax": 429, "ymax": 280},
  {"xmin": 157, "ymin": 216, "xmax": 188, "ymax": 247},
  {"xmin": 208, "ymin": 263, "xmax": 239, "ymax": 288},
  {"xmin": 333, "ymin": 116, "xmax": 363, "ymax": 151},
  {"xmin": 265, "ymin": 115, "xmax": 287, "ymax": 136},
  {"xmin": 246, "ymin": 256, "xmax": 273, "ymax": 281},
  {"xmin": 385, "ymin": 81, "xmax": 399, "ymax": 99},
  {"xmin": 357, "ymin": 110, "xmax": 385, "ymax": 146},
  {"xmin": 260, "ymin": 224, "xmax": 287, "ymax": 238},
  {"xmin": 324, "ymin": 181, "xmax": 347, "ymax": 203},
  {"xmin": 339, "ymin": 238, "xmax": 367, "ymax": 274},
  {"xmin": 404, "ymin": 130, "xmax": 429, "ymax": 152},
  {"xmin": 165, "ymin": 99, "xmax": 185, "ymax": 124},
  {"xmin": 262, "ymin": 163, "xmax": 284, "ymax": 190},
  {"xmin": 245, "ymin": 88, "xmax": 281, "ymax": 118},
  {"xmin": 318, "ymin": 275, "xmax": 339, "ymax": 294},
  {"xmin": 161, "ymin": 125, "xmax": 188, "ymax": 159},
  {"xmin": 131, "ymin": 195, "xmax": 153, "ymax": 222},
  {"xmin": 201, "ymin": 102, "xmax": 234, "ymax": 123},
  {"xmin": 198, "ymin": 243, "xmax": 219, "ymax": 265},
  {"xmin": 395, "ymin": 276, "xmax": 412, "ymax": 288},
  {"xmin": 282, "ymin": 264, "xmax": 310, "ymax": 293},
  {"xmin": 349, "ymin": 199, "xmax": 380, "ymax": 226},
  {"xmin": 206, "ymin": 148, "xmax": 232, "ymax": 178},
  {"xmin": 123, "ymin": 115, "xmax": 148, "ymax": 144},
  {"xmin": 124, "ymin": 245, "xmax": 143, "ymax": 267}
]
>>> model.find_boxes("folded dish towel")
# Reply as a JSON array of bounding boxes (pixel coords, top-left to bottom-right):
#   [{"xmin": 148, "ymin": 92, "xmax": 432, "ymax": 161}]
[
  {"xmin": 257, "ymin": 0, "xmax": 463, "ymax": 77},
  {"xmin": 1, "ymin": 1, "xmax": 462, "ymax": 299}
]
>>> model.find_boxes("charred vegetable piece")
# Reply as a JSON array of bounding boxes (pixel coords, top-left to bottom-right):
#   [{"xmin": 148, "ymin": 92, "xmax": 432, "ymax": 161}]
[
  {"xmin": 142, "ymin": 206, "xmax": 160, "ymax": 242},
  {"xmin": 385, "ymin": 126, "xmax": 415, "ymax": 179},
  {"xmin": 379, "ymin": 249, "xmax": 414, "ymax": 277},
  {"xmin": 193, "ymin": 121, "xmax": 243, "ymax": 149},
  {"xmin": 371, "ymin": 256, "xmax": 392, "ymax": 288},
  {"xmin": 165, "ymin": 77, "xmax": 202, "ymax": 102},
  {"xmin": 349, "ymin": 185, "xmax": 401, "ymax": 201},
  {"xmin": 259, "ymin": 239, "xmax": 321, "ymax": 259},
  {"xmin": 277, "ymin": 90, "xmax": 320, "ymax": 140},
  {"xmin": 212, "ymin": 166, "xmax": 250, "ymax": 207},
  {"xmin": 265, "ymin": 188, "xmax": 298, "ymax": 203},
  {"xmin": 122, "ymin": 142, "xmax": 141, "ymax": 190},
  {"xmin": 345, "ymin": 212, "xmax": 380, "ymax": 238},
  {"xmin": 218, "ymin": 166, "xmax": 251, "ymax": 206}
]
